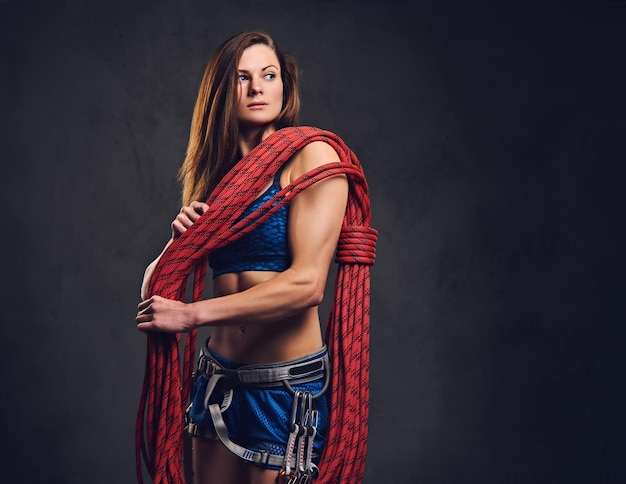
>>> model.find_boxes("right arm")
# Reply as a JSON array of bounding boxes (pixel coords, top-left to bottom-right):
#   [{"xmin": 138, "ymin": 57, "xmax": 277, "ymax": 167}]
[
  {"xmin": 140, "ymin": 201, "xmax": 209, "ymax": 300},
  {"xmin": 140, "ymin": 239, "xmax": 172, "ymax": 301}
]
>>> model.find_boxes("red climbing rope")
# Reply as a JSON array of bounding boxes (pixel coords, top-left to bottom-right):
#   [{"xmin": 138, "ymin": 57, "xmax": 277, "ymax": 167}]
[{"xmin": 135, "ymin": 126, "xmax": 377, "ymax": 483}]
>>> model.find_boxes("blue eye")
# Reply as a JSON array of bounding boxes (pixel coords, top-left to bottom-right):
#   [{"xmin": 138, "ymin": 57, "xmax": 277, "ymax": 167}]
[
  {"xmin": 264, "ymin": 73, "xmax": 276, "ymax": 80},
  {"xmin": 238, "ymin": 75, "xmax": 249, "ymax": 82}
]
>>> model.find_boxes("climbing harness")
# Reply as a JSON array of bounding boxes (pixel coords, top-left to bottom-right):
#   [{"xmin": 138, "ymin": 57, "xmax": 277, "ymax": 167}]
[{"xmin": 186, "ymin": 343, "xmax": 328, "ymax": 476}]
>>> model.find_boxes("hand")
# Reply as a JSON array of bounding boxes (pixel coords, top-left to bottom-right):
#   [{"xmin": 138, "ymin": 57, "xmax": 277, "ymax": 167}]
[
  {"xmin": 136, "ymin": 295, "xmax": 195, "ymax": 333},
  {"xmin": 172, "ymin": 201, "xmax": 210, "ymax": 239}
]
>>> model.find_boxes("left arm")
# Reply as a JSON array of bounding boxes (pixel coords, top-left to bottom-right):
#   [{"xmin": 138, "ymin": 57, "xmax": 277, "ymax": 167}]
[{"xmin": 136, "ymin": 141, "xmax": 348, "ymax": 332}]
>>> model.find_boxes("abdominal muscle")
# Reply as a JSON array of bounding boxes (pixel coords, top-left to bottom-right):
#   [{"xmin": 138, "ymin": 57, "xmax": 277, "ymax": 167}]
[{"xmin": 207, "ymin": 270, "xmax": 324, "ymax": 365}]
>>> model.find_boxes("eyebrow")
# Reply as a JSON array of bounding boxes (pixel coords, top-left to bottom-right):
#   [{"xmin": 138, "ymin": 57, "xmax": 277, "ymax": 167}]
[{"xmin": 237, "ymin": 65, "xmax": 279, "ymax": 73}]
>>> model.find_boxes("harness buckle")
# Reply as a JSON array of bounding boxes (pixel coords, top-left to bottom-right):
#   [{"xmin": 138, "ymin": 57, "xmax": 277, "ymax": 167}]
[{"xmin": 197, "ymin": 355, "xmax": 219, "ymax": 377}]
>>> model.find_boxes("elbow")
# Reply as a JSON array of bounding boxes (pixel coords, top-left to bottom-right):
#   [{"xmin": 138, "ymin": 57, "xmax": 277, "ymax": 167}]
[
  {"xmin": 299, "ymin": 279, "xmax": 325, "ymax": 309},
  {"xmin": 285, "ymin": 268, "xmax": 327, "ymax": 310},
  {"xmin": 306, "ymin": 285, "xmax": 325, "ymax": 308}
]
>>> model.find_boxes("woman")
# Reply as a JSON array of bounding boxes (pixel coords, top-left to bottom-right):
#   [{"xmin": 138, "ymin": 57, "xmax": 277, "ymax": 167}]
[{"xmin": 136, "ymin": 31, "xmax": 375, "ymax": 484}]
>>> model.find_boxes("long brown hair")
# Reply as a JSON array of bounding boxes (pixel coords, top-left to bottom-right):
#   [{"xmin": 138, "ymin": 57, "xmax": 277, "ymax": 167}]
[{"xmin": 179, "ymin": 30, "xmax": 300, "ymax": 205}]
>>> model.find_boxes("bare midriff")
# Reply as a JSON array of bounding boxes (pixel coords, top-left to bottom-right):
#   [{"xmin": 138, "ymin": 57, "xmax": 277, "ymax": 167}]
[{"xmin": 208, "ymin": 270, "xmax": 324, "ymax": 364}]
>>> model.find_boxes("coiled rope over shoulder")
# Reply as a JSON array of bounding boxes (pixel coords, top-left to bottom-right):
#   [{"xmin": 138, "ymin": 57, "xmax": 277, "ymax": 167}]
[{"xmin": 135, "ymin": 126, "xmax": 377, "ymax": 483}]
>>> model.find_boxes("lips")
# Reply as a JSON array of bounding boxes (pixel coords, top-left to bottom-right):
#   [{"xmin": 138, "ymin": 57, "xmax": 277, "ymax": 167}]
[{"xmin": 247, "ymin": 102, "xmax": 267, "ymax": 108}]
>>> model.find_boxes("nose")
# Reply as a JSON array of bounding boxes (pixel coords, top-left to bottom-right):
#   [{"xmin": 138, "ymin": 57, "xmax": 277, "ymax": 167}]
[{"xmin": 249, "ymin": 76, "xmax": 262, "ymax": 95}]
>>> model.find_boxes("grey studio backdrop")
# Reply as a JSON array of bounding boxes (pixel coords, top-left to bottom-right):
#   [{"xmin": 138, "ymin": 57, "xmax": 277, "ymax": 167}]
[{"xmin": 1, "ymin": 1, "xmax": 625, "ymax": 483}]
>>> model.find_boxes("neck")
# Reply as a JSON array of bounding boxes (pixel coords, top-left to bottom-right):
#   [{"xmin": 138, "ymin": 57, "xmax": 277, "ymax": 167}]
[{"xmin": 238, "ymin": 124, "xmax": 275, "ymax": 156}]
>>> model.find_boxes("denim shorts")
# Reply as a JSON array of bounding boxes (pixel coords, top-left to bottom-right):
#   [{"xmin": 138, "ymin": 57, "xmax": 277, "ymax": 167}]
[{"xmin": 186, "ymin": 345, "xmax": 329, "ymax": 469}]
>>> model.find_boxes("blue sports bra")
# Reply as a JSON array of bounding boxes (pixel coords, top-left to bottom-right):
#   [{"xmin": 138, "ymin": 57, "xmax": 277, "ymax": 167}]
[{"xmin": 208, "ymin": 166, "xmax": 291, "ymax": 278}]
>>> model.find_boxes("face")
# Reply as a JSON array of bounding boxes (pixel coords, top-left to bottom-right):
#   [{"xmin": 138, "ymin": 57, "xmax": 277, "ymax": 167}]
[{"xmin": 236, "ymin": 44, "xmax": 284, "ymax": 130}]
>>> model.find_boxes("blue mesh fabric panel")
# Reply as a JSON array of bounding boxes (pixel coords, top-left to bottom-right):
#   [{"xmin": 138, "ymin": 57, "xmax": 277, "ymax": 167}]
[{"xmin": 208, "ymin": 165, "xmax": 291, "ymax": 278}]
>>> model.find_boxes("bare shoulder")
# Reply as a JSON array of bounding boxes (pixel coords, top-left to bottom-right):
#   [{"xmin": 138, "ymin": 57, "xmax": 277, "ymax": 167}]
[{"xmin": 289, "ymin": 141, "xmax": 341, "ymax": 179}]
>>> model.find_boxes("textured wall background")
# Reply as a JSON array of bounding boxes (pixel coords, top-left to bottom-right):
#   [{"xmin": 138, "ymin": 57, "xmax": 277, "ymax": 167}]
[{"xmin": 1, "ymin": 1, "xmax": 625, "ymax": 483}]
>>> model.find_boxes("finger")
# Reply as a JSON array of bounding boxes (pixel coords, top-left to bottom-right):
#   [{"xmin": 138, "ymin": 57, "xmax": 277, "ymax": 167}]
[
  {"xmin": 137, "ymin": 306, "xmax": 153, "ymax": 317},
  {"xmin": 172, "ymin": 220, "xmax": 186, "ymax": 237},
  {"xmin": 136, "ymin": 312, "xmax": 152, "ymax": 324},
  {"xmin": 181, "ymin": 206, "xmax": 202, "ymax": 223},
  {"xmin": 137, "ymin": 298, "xmax": 152, "ymax": 311},
  {"xmin": 191, "ymin": 201, "xmax": 210, "ymax": 214}
]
